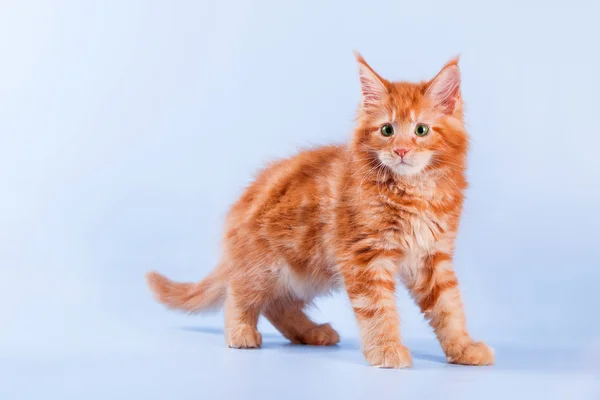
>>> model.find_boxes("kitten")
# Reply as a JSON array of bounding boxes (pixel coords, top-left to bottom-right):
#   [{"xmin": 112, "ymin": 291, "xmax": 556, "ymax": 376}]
[{"xmin": 146, "ymin": 52, "xmax": 494, "ymax": 368}]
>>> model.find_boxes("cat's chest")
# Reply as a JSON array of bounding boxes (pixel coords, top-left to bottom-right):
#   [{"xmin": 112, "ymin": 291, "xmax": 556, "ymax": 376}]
[
  {"xmin": 391, "ymin": 213, "xmax": 442, "ymax": 251},
  {"xmin": 383, "ymin": 212, "xmax": 445, "ymax": 278}
]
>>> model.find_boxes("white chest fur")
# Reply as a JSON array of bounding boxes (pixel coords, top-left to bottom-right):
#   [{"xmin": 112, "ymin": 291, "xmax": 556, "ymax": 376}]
[{"xmin": 395, "ymin": 213, "xmax": 446, "ymax": 282}]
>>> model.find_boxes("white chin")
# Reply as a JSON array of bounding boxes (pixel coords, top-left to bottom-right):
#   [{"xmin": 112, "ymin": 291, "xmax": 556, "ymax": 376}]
[{"xmin": 391, "ymin": 163, "xmax": 424, "ymax": 176}]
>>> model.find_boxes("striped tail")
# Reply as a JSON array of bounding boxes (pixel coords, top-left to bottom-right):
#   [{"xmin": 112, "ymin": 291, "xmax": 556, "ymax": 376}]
[{"xmin": 146, "ymin": 269, "xmax": 226, "ymax": 313}]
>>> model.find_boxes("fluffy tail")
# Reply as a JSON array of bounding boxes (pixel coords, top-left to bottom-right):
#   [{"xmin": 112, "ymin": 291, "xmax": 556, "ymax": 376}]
[{"xmin": 146, "ymin": 269, "xmax": 226, "ymax": 313}]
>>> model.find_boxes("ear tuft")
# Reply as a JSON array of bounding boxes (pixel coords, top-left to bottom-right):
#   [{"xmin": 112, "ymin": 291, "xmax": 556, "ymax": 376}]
[
  {"xmin": 444, "ymin": 55, "xmax": 460, "ymax": 67},
  {"xmin": 426, "ymin": 58, "xmax": 461, "ymax": 114},
  {"xmin": 354, "ymin": 51, "xmax": 388, "ymax": 109}
]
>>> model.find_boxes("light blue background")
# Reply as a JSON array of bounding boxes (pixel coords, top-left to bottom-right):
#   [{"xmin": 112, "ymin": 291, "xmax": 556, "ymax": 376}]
[{"xmin": 1, "ymin": 0, "xmax": 599, "ymax": 398}]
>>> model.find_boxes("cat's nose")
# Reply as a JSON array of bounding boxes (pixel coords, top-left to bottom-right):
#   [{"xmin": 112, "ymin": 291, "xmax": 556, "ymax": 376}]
[{"xmin": 394, "ymin": 148, "xmax": 410, "ymax": 158}]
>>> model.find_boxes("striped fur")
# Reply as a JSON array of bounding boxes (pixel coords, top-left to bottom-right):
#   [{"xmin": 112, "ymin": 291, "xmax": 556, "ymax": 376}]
[{"xmin": 146, "ymin": 53, "xmax": 493, "ymax": 368}]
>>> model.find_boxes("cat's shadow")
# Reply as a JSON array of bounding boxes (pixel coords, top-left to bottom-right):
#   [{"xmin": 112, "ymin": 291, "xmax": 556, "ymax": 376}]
[
  {"xmin": 180, "ymin": 326, "xmax": 447, "ymax": 367},
  {"xmin": 180, "ymin": 326, "xmax": 600, "ymax": 372}
]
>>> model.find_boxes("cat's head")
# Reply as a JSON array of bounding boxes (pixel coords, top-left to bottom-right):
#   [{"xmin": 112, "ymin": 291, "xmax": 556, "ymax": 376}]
[{"xmin": 351, "ymin": 52, "xmax": 468, "ymax": 177}]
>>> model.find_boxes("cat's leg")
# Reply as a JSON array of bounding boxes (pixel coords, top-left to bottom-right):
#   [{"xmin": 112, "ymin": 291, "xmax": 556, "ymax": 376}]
[
  {"xmin": 224, "ymin": 287, "xmax": 262, "ymax": 349},
  {"xmin": 341, "ymin": 258, "xmax": 412, "ymax": 368},
  {"xmin": 263, "ymin": 298, "xmax": 340, "ymax": 345},
  {"xmin": 408, "ymin": 253, "xmax": 494, "ymax": 365}
]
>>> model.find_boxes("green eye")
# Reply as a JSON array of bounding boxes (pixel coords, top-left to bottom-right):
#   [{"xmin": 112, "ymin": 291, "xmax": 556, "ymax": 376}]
[
  {"xmin": 415, "ymin": 124, "xmax": 429, "ymax": 137},
  {"xmin": 381, "ymin": 124, "xmax": 394, "ymax": 137}
]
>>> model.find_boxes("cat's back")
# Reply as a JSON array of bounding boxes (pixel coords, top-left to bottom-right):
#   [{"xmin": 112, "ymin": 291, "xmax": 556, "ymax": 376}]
[{"xmin": 227, "ymin": 144, "xmax": 347, "ymax": 229}]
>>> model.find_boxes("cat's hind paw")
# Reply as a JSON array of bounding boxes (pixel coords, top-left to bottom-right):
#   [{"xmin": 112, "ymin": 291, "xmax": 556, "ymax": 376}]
[
  {"xmin": 226, "ymin": 326, "xmax": 262, "ymax": 349},
  {"xmin": 447, "ymin": 341, "xmax": 494, "ymax": 366},
  {"xmin": 300, "ymin": 323, "xmax": 340, "ymax": 346}
]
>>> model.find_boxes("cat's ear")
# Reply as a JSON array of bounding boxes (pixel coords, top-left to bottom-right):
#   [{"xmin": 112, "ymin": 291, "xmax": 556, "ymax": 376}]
[
  {"xmin": 426, "ymin": 57, "xmax": 461, "ymax": 114},
  {"xmin": 354, "ymin": 51, "xmax": 389, "ymax": 109}
]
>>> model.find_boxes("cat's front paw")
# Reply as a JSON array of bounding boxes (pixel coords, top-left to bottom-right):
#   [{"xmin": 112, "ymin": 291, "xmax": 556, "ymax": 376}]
[
  {"xmin": 364, "ymin": 343, "xmax": 412, "ymax": 368},
  {"xmin": 447, "ymin": 341, "xmax": 494, "ymax": 366}
]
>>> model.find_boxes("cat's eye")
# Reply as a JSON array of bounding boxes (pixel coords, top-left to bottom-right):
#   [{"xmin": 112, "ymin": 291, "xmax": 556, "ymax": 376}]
[
  {"xmin": 381, "ymin": 123, "xmax": 394, "ymax": 137},
  {"xmin": 415, "ymin": 124, "xmax": 429, "ymax": 137}
]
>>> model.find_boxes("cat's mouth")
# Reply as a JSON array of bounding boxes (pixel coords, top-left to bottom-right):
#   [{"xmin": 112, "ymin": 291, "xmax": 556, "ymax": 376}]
[{"xmin": 395, "ymin": 159, "xmax": 413, "ymax": 166}]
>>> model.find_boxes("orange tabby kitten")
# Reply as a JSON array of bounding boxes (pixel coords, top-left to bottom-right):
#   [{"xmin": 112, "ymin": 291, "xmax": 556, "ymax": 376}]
[{"xmin": 146, "ymin": 52, "xmax": 494, "ymax": 368}]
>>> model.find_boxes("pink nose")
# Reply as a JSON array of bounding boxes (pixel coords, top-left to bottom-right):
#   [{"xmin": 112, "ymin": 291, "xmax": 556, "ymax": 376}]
[{"xmin": 394, "ymin": 148, "xmax": 410, "ymax": 158}]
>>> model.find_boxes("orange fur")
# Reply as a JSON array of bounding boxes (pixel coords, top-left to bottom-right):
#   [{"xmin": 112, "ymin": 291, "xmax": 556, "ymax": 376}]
[{"xmin": 146, "ymin": 52, "xmax": 494, "ymax": 368}]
